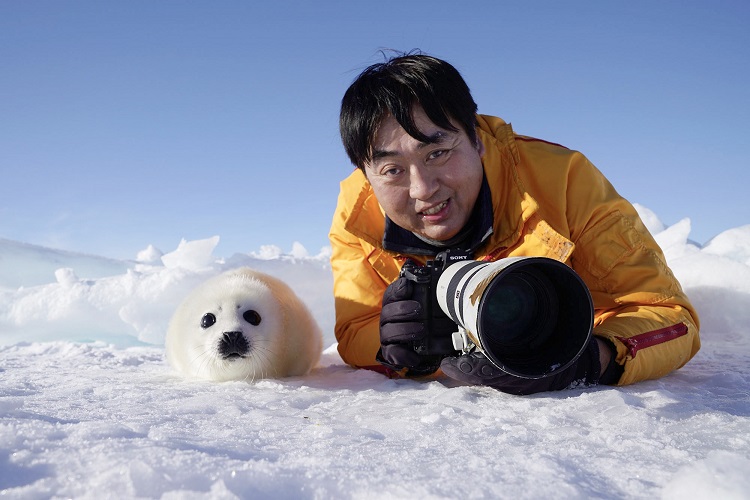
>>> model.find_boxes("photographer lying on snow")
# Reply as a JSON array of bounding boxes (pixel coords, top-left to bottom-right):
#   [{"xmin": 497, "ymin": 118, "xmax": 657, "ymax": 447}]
[{"xmin": 329, "ymin": 52, "xmax": 700, "ymax": 395}]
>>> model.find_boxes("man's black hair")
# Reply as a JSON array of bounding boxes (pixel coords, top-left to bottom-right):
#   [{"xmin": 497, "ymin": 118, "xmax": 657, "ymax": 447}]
[{"xmin": 340, "ymin": 52, "xmax": 479, "ymax": 170}]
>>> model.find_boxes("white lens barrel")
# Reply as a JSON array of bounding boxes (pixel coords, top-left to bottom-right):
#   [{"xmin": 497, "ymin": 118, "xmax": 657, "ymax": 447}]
[
  {"xmin": 436, "ymin": 257, "xmax": 528, "ymax": 338},
  {"xmin": 435, "ymin": 256, "xmax": 593, "ymax": 379}
]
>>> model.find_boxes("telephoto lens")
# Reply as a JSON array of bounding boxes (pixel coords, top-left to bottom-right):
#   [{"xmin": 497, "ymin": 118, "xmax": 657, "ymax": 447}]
[{"xmin": 436, "ymin": 257, "xmax": 593, "ymax": 379}]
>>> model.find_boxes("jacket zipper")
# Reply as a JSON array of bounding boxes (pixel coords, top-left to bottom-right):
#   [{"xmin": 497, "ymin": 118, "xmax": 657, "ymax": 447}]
[{"xmin": 617, "ymin": 323, "xmax": 688, "ymax": 358}]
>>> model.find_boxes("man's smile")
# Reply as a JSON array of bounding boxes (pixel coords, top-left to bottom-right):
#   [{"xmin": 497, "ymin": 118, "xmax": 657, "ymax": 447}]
[{"xmin": 419, "ymin": 199, "xmax": 450, "ymax": 218}]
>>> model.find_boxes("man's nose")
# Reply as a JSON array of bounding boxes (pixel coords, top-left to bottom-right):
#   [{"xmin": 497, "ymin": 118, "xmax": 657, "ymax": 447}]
[{"xmin": 408, "ymin": 165, "xmax": 439, "ymax": 200}]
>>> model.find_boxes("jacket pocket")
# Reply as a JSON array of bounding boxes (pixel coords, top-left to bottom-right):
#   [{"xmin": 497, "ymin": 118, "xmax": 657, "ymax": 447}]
[
  {"xmin": 367, "ymin": 248, "xmax": 403, "ymax": 285},
  {"xmin": 573, "ymin": 210, "xmax": 679, "ymax": 305},
  {"xmin": 576, "ymin": 210, "xmax": 641, "ymax": 279},
  {"xmin": 616, "ymin": 323, "xmax": 688, "ymax": 358}
]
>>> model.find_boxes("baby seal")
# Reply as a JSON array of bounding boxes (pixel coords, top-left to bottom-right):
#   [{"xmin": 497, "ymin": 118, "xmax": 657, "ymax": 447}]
[{"xmin": 165, "ymin": 267, "xmax": 322, "ymax": 381}]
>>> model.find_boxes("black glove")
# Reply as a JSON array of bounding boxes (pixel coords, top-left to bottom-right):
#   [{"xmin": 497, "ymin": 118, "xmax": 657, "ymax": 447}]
[
  {"xmin": 376, "ymin": 275, "xmax": 444, "ymax": 376},
  {"xmin": 441, "ymin": 337, "xmax": 613, "ymax": 395}
]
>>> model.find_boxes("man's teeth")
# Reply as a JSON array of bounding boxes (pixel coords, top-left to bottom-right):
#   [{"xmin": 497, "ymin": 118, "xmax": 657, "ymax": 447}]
[{"xmin": 422, "ymin": 201, "xmax": 448, "ymax": 216}]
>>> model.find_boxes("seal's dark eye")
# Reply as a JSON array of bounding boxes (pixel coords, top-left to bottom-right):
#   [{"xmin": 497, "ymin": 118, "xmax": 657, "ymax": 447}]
[
  {"xmin": 201, "ymin": 313, "xmax": 216, "ymax": 329},
  {"xmin": 243, "ymin": 310, "xmax": 261, "ymax": 326}
]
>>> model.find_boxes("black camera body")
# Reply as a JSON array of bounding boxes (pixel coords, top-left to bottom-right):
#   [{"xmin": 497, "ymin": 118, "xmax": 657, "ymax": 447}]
[{"xmin": 398, "ymin": 250, "xmax": 470, "ymax": 358}]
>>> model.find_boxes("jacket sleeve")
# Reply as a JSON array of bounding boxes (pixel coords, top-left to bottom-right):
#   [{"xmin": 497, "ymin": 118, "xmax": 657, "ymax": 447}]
[
  {"xmin": 328, "ymin": 186, "xmax": 389, "ymax": 369},
  {"xmin": 564, "ymin": 154, "xmax": 701, "ymax": 386}
]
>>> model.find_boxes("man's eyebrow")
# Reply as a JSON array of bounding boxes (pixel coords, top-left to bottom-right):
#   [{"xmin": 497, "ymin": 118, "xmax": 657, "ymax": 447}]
[
  {"xmin": 371, "ymin": 148, "xmax": 397, "ymax": 161},
  {"xmin": 418, "ymin": 130, "xmax": 450, "ymax": 147},
  {"xmin": 371, "ymin": 131, "xmax": 452, "ymax": 161}
]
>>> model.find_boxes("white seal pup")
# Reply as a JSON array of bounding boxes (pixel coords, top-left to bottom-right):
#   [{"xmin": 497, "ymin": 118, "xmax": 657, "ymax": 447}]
[{"xmin": 166, "ymin": 267, "xmax": 322, "ymax": 381}]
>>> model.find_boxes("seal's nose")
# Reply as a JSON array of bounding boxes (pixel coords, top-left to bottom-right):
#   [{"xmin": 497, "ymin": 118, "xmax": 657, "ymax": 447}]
[{"xmin": 219, "ymin": 331, "xmax": 250, "ymax": 359}]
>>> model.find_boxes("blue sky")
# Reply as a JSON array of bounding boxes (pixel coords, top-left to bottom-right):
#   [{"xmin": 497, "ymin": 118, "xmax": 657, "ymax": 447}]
[{"xmin": 1, "ymin": 1, "xmax": 748, "ymax": 260}]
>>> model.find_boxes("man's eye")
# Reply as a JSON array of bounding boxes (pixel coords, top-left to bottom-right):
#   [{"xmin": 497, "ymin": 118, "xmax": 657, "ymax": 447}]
[
  {"xmin": 383, "ymin": 167, "xmax": 403, "ymax": 177},
  {"xmin": 428, "ymin": 149, "xmax": 447, "ymax": 160}
]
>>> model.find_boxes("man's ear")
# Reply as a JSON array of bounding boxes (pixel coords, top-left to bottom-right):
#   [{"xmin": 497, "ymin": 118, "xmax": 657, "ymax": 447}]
[{"xmin": 476, "ymin": 136, "xmax": 486, "ymax": 157}]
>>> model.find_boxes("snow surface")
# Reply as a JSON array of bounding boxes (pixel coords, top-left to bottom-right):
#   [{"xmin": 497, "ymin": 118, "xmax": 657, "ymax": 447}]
[{"xmin": 1, "ymin": 207, "xmax": 750, "ymax": 499}]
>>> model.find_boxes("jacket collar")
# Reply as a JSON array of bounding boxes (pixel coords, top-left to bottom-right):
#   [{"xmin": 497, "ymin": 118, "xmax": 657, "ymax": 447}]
[{"xmin": 475, "ymin": 115, "xmax": 541, "ymax": 252}]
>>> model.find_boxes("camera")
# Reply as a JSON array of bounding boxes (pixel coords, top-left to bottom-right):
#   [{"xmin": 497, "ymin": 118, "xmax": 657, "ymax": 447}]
[{"xmin": 399, "ymin": 250, "xmax": 593, "ymax": 379}]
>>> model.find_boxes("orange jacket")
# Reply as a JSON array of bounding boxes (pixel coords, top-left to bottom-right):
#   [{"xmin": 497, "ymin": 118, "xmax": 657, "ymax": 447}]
[{"xmin": 329, "ymin": 115, "xmax": 700, "ymax": 385}]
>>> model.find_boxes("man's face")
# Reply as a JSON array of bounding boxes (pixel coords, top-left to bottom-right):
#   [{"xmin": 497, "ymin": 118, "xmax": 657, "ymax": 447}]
[{"xmin": 364, "ymin": 106, "xmax": 485, "ymax": 242}]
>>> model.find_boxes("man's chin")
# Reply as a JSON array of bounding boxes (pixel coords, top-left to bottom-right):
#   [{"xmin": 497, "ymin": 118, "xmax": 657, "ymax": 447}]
[{"xmin": 414, "ymin": 227, "xmax": 461, "ymax": 244}]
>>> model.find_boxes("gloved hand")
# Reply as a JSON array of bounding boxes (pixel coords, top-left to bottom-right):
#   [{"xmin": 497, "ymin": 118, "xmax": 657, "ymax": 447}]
[
  {"xmin": 440, "ymin": 337, "xmax": 610, "ymax": 395},
  {"xmin": 375, "ymin": 274, "xmax": 446, "ymax": 376}
]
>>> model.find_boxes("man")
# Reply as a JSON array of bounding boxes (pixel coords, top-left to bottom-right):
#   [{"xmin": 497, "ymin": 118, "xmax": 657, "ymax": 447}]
[{"xmin": 329, "ymin": 53, "xmax": 700, "ymax": 395}]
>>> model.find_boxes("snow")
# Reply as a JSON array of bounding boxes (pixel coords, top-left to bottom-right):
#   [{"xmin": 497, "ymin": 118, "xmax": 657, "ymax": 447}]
[{"xmin": 1, "ymin": 208, "xmax": 749, "ymax": 499}]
